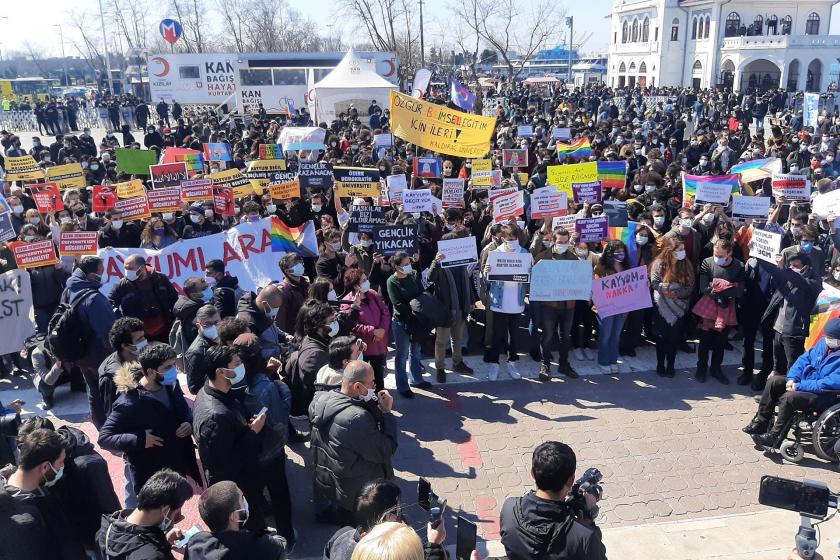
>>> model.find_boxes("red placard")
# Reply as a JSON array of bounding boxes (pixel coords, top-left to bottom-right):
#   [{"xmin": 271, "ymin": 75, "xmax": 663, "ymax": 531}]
[
  {"xmin": 147, "ymin": 188, "xmax": 182, "ymax": 213},
  {"xmin": 180, "ymin": 178, "xmax": 213, "ymax": 202},
  {"xmin": 59, "ymin": 231, "xmax": 99, "ymax": 256},
  {"xmin": 150, "ymin": 162, "xmax": 189, "ymax": 189},
  {"xmin": 9, "ymin": 240, "xmax": 58, "ymax": 269},
  {"xmin": 92, "ymin": 185, "xmax": 118, "ymax": 212},
  {"xmin": 29, "ymin": 183, "xmax": 63, "ymax": 213},
  {"xmin": 114, "ymin": 196, "xmax": 151, "ymax": 221},
  {"xmin": 213, "ymin": 186, "xmax": 235, "ymax": 216}
]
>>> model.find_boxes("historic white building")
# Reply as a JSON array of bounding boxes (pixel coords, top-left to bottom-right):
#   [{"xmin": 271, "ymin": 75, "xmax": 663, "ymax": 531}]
[{"xmin": 607, "ymin": 0, "xmax": 840, "ymax": 91}]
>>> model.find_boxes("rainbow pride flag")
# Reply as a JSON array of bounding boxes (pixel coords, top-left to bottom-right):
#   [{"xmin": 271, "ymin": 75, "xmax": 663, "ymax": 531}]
[
  {"xmin": 182, "ymin": 153, "xmax": 204, "ymax": 173},
  {"xmin": 730, "ymin": 157, "xmax": 782, "ymax": 183},
  {"xmin": 556, "ymin": 137, "xmax": 592, "ymax": 160},
  {"xmin": 806, "ymin": 285, "xmax": 840, "ymax": 349},
  {"xmin": 271, "ymin": 217, "xmax": 318, "ymax": 257},
  {"xmin": 597, "ymin": 161, "xmax": 627, "ymax": 190},
  {"xmin": 259, "ymin": 144, "xmax": 284, "ymax": 160},
  {"xmin": 608, "ymin": 221, "xmax": 639, "ymax": 266},
  {"xmin": 681, "ymin": 173, "xmax": 741, "ymax": 208},
  {"xmin": 162, "ymin": 147, "xmax": 204, "ymax": 173}
]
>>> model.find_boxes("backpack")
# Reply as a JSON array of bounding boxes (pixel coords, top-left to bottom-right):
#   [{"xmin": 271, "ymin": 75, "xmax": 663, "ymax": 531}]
[
  {"xmin": 169, "ymin": 319, "xmax": 187, "ymax": 357},
  {"xmin": 46, "ymin": 289, "xmax": 99, "ymax": 362},
  {"xmin": 409, "ymin": 292, "xmax": 449, "ymax": 332}
]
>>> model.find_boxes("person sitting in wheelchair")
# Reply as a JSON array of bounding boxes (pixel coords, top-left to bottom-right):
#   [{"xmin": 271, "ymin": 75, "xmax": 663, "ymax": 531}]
[{"xmin": 743, "ymin": 317, "xmax": 840, "ymax": 448}]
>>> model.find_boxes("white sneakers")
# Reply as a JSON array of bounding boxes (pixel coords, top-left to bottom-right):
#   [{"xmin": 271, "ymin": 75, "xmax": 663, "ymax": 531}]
[
  {"xmin": 599, "ymin": 364, "xmax": 612, "ymax": 374},
  {"xmin": 488, "ymin": 364, "xmax": 499, "ymax": 381},
  {"xmin": 507, "ymin": 361, "xmax": 521, "ymax": 380},
  {"xmin": 487, "ymin": 362, "xmax": 521, "ymax": 380},
  {"xmin": 573, "ymin": 348, "xmax": 586, "ymax": 361}
]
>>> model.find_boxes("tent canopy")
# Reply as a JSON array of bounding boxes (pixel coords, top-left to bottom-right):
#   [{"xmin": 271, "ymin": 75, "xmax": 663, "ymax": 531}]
[{"xmin": 313, "ymin": 49, "xmax": 396, "ymax": 124}]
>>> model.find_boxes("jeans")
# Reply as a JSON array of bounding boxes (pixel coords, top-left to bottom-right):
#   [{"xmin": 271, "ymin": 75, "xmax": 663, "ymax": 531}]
[
  {"xmin": 697, "ymin": 328, "xmax": 728, "ymax": 372},
  {"xmin": 261, "ymin": 453, "xmax": 295, "ymax": 542},
  {"xmin": 742, "ymin": 311, "xmax": 774, "ymax": 375},
  {"xmin": 391, "ymin": 318, "xmax": 424, "ymax": 391},
  {"xmin": 597, "ymin": 314, "xmax": 626, "ymax": 366},
  {"xmin": 540, "ymin": 306, "xmax": 575, "ymax": 367},
  {"xmin": 487, "ymin": 312, "xmax": 519, "ymax": 363},
  {"xmin": 574, "ymin": 301, "xmax": 595, "ymax": 348},
  {"xmin": 82, "ymin": 366, "xmax": 106, "ymax": 429},
  {"xmin": 123, "ymin": 461, "xmax": 137, "ymax": 508},
  {"xmin": 773, "ymin": 332, "xmax": 806, "ymax": 376},
  {"xmin": 435, "ymin": 319, "xmax": 466, "ymax": 369},
  {"xmin": 365, "ymin": 354, "xmax": 387, "ymax": 392}
]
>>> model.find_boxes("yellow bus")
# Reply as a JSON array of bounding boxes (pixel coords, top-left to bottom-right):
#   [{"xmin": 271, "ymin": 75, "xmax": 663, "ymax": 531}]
[{"xmin": 0, "ymin": 78, "xmax": 54, "ymax": 102}]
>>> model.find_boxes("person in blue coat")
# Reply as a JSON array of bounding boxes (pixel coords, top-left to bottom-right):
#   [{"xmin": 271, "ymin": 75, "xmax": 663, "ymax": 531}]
[{"xmin": 744, "ymin": 317, "xmax": 840, "ymax": 447}]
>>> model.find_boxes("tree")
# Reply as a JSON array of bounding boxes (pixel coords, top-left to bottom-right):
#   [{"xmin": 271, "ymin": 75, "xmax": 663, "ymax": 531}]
[
  {"xmin": 336, "ymin": 0, "xmax": 420, "ymax": 77},
  {"xmin": 479, "ymin": 48, "xmax": 498, "ymax": 65}
]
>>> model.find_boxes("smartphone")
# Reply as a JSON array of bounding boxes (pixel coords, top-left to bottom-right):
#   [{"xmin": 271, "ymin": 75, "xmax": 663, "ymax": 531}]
[
  {"xmin": 430, "ymin": 498, "xmax": 447, "ymax": 529},
  {"xmin": 456, "ymin": 516, "xmax": 477, "ymax": 560},
  {"xmin": 173, "ymin": 523, "xmax": 203, "ymax": 548},
  {"xmin": 257, "ymin": 406, "xmax": 268, "ymax": 416},
  {"xmin": 759, "ymin": 476, "xmax": 829, "ymax": 519},
  {"xmin": 418, "ymin": 478, "xmax": 432, "ymax": 511}
]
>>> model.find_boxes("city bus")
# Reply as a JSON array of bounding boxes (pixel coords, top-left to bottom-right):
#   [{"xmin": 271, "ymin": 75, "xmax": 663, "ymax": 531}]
[{"xmin": 0, "ymin": 78, "xmax": 53, "ymax": 102}]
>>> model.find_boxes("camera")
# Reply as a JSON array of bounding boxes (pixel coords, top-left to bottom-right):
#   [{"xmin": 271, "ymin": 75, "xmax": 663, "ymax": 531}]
[{"xmin": 568, "ymin": 467, "xmax": 603, "ymax": 521}]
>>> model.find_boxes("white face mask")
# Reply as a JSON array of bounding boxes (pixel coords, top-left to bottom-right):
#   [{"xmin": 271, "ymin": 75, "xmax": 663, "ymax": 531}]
[
  {"xmin": 162, "ymin": 212, "xmax": 174, "ymax": 221},
  {"xmin": 111, "ymin": 219, "xmax": 123, "ymax": 229},
  {"xmin": 635, "ymin": 235, "xmax": 649, "ymax": 246},
  {"xmin": 311, "ymin": 204, "xmax": 322, "ymax": 213},
  {"xmin": 266, "ymin": 204, "xmax": 277, "ymax": 213},
  {"xmin": 834, "ymin": 271, "xmax": 840, "ymax": 281},
  {"xmin": 359, "ymin": 386, "xmax": 377, "ymax": 402},
  {"xmin": 702, "ymin": 213, "xmax": 715, "ymax": 225},
  {"xmin": 328, "ymin": 320, "xmax": 340, "ymax": 337},
  {"xmin": 190, "ymin": 214, "xmax": 202, "ymax": 223},
  {"xmin": 680, "ymin": 218, "xmax": 693, "ymax": 228},
  {"xmin": 29, "ymin": 217, "xmax": 41, "ymax": 225},
  {"xmin": 327, "ymin": 290, "xmax": 337, "ymax": 300},
  {"xmin": 401, "ymin": 264, "xmax": 413, "ymax": 275},
  {"xmin": 575, "ymin": 247, "xmax": 588, "ymax": 257},
  {"xmin": 43, "ymin": 462, "xmax": 64, "ymax": 487},
  {"xmin": 553, "ymin": 244, "xmax": 568, "ymax": 254},
  {"xmin": 359, "ymin": 280, "xmax": 371, "ymax": 293},
  {"xmin": 132, "ymin": 338, "xmax": 149, "ymax": 354},
  {"xmin": 202, "ymin": 324, "xmax": 219, "ymax": 340},
  {"xmin": 653, "ymin": 216, "xmax": 665, "ymax": 227},
  {"xmin": 266, "ymin": 306, "xmax": 279, "ymax": 319},
  {"xmin": 124, "ymin": 268, "xmax": 139, "ymax": 281},
  {"xmin": 205, "ymin": 209, "xmax": 214, "ymax": 218},
  {"xmin": 675, "ymin": 250, "xmax": 686, "ymax": 261},
  {"xmin": 826, "ymin": 337, "xmax": 840, "ymax": 349},
  {"xmin": 504, "ymin": 240, "xmax": 518, "ymax": 251}
]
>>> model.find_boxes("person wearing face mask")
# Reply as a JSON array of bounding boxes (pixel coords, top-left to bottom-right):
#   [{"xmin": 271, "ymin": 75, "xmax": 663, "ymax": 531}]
[
  {"xmin": 649, "ymin": 241, "xmax": 695, "ymax": 378},
  {"xmin": 235, "ymin": 284, "xmax": 292, "ymax": 361},
  {"xmin": 184, "ymin": 306, "xmax": 222, "ymax": 395},
  {"xmin": 96, "ymin": 468, "xmax": 194, "ymax": 560},
  {"xmin": 690, "ymin": 154, "xmax": 712, "ymax": 176},
  {"xmin": 664, "ymin": 208, "xmax": 702, "ymax": 274},
  {"xmin": 276, "ymin": 253, "xmax": 311, "ymax": 333},
  {"xmin": 593, "ymin": 240, "xmax": 630, "ymax": 374},
  {"xmin": 183, "ymin": 205, "xmax": 222, "ymax": 239},
  {"xmin": 342, "ymin": 269, "xmax": 391, "ymax": 391},
  {"xmin": 98, "ymin": 209, "xmax": 142, "ymax": 248},
  {"xmin": 317, "ymin": 228, "xmax": 357, "ymax": 294},
  {"xmin": 99, "ymin": 317, "xmax": 148, "ymax": 427},
  {"xmin": 288, "ymin": 303, "xmax": 340, "ymax": 414},
  {"xmin": 309, "ymin": 360, "xmax": 397, "ymax": 526},
  {"xmin": 140, "ymin": 217, "xmax": 178, "ymax": 249},
  {"xmin": 185, "ymin": 481, "xmax": 288, "ymax": 559},
  {"xmin": 782, "ymin": 223, "xmax": 825, "ymax": 275},
  {"xmin": 204, "ymin": 259, "xmax": 242, "ymax": 320},
  {"xmin": 110, "ymin": 255, "xmax": 179, "ymax": 343},
  {"xmin": 744, "ymin": 317, "xmax": 840, "ymax": 449},
  {"xmin": 98, "ymin": 345, "xmax": 200, "ymax": 496},
  {"xmin": 173, "ymin": 277, "xmax": 214, "ymax": 349}
]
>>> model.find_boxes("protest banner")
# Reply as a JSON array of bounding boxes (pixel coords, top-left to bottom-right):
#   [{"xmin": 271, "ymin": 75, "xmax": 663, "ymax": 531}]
[
  {"xmin": 258, "ymin": 144, "xmax": 284, "ymax": 160},
  {"xmin": 772, "ymin": 173, "xmax": 811, "ymax": 201},
  {"xmin": 162, "ymin": 147, "xmax": 204, "ymax": 174},
  {"xmin": 489, "ymin": 187, "xmax": 517, "ymax": 200},
  {"xmin": 603, "ymin": 200, "xmax": 628, "ymax": 227},
  {"xmin": 552, "ymin": 127, "xmax": 571, "ymax": 140},
  {"xmin": 211, "ymin": 168, "xmax": 256, "ymax": 198},
  {"xmin": 333, "ymin": 167, "xmax": 381, "ymax": 198},
  {"xmin": 502, "ymin": 149, "xmax": 528, "ymax": 168},
  {"xmin": 682, "ymin": 173, "xmax": 741, "ymax": 207},
  {"xmin": 805, "ymin": 92, "xmax": 820, "ymax": 129},
  {"xmin": 9, "ymin": 240, "xmax": 57, "ymax": 269},
  {"xmin": 813, "ymin": 189, "xmax": 840, "ymax": 219},
  {"xmin": 59, "ymin": 231, "xmax": 99, "ymax": 256},
  {"xmin": 695, "ymin": 180, "xmax": 735, "ymax": 204},
  {"xmin": 116, "ymin": 148, "xmax": 157, "ymax": 175},
  {"xmin": 442, "ymin": 179, "xmax": 465, "ymax": 207},
  {"xmin": 298, "ymin": 162, "xmax": 334, "ymax": 189},
  {"xmin": 572, "ymin": 181, "xmax": 603, "ymax": 204},
  {"xmin": 591, "ymin": 265, "xmax": 653, "ymax": 318},
  {"xmin": 552, "ymin": 214, "xmax": 577, "ymax": 231},
  {"xmin": 0, "ymin": 270, "xmax": 36, "ymax": 356},
  {"xmin": 147, "ymin": 188, "xmax": 183, "ymax": 213},
  {"xmin": 180, "ymin": 179, "xmax": 214, "ymax": 202},
  {"xmin": 150, "ymin": 162, "xmax": 189, "ymax": 189},
  {"xmin": 92, "ymin": 185, "xmax": 118, "ymax": 212},
  {"xmin": 403, "ymin": 189, "xmax": 434, "ymax": 213},
  {"xmin": 278, "ymin": 127, "xmax": 326, "ymax": 151},
  {"xmin": 547, "ymin": 162, "xmax": 598, "ymax": 198},
  {"xmin": 372, "ymin": 224, "xmax": 417, "ymax": 256},
  {"xmin": 115, "ymin": 195, "xmax": 151, "ymax": 221},
  {"xmin": 530, "ymin": 187, "xmax": 567, "ymax": 220},
  {"xmin": 99, "ymin": 218, "xmax": 284, "ymax": 295},
  {"xmin": 493, "ymin": 191, "xmax": 525, "ymax": 222},
  {"xmin": 0, "ymin": 215, "xmax": 16, "ymax": 243},
  {"xmin": 116, "ymin": 179, "xmax": 146, "ymax": 199},
  {"xmin": 387, "ymin": 174, "xmax": 407, "ymax": 204},
  {"xmin": 530, "ymin": 260, "xmax": 593, "ymax": 302},
  {"xmin": 732, "ymin": 196, "xmax": 771, "ymax": 220},
  {"xmin": 29, "ymin": 183, "xmax": 63, "ymax": 213},
  {"xmin": 750, "ymin": 229, "xmax": 782, "ymax": 263},
  {"xmin": 245, "ymin": 159, "xmax": 289, "ymax": 190},
  {"xmin": 374, "ymin": 133, "xmax": 394, "ymax": 148},
  {"xmin": 412, "ymin": 157, "xmax": 442, "ymax": 178},
  {"xmin": 203, "ymin": 143, "xmax": 232, "ymax": 161},
  {"xmin": 517, "ymin": 125, "xmax": 534, "ymax": 138},
  {"xmin": 389, "ymin": 90, "xmax": 495, "ymax": 158},
  {"xmin": 575, "ymin": 216, "xmax": 609, "ymax": 243},
  {"xmin": 269, "ymin": 179, "xmax": 301, "ymax": 200},
  {"xmin": 213, "ymin": 186, "xmax": 235, "ymax": 216},
  {"xmin": 438, "ymin": 236, "xmax": 478, "ymax": 267},
  {"xmin": 518, "ymin": 172, "xmax": 529, "ymax": 187},
  {"xmin": 470, "ymin": 159, "xmax": 493, "ymax": 187},
  {"xmin": 4, "ymin": 155, "xmax": 44, "ymax": 181},
  {"xmin": 46, "ymin": 163, "xmax": 85, "ymax": 190},
  {"xmin": 348, "ymin": 206, "xmax": 388, "ymax": 234},
  {"xmin": 487, "ymin": 252, "xmax": 531, "ymax": 282}
]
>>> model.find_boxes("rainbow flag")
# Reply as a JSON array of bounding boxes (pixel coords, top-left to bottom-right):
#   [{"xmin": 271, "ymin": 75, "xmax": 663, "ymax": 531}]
[
  {"xmin": 162, "ymin": 147, "xmax": 204, "ymax": 173},
  {"xmin": 182, "ymin": 153, "xmax": 204, "ymax": 173},
  {"xmin": 271, "ymin": 217, "xmax": 318, "ymax": 257},
  {"xmin": 681, "ymin": 173, "xmax": 741, "ymax": 208},
  {"xmin": 608, "ymin": 221, "xmax": 639, "ymax": 266},
  {"xmin": 259, "ymin": 144, "xmax": 284, "ymax": 160},
  {"xmin": 730, "ymin": 157, "xmax": 782, "ymax": 183},
  {"xmin": 597, "ymin": 161, "xmax": 627, "ymax": 190},
  {"xmin": 556, "ymin": 137, "xmax": 592, "ymax": 160},
  {"xmin": 806, "ymin": 285, "xmax": 840, "ymax": 349}
]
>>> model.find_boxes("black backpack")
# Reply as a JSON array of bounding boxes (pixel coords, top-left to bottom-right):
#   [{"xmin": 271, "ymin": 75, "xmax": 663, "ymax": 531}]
[{"xmin": 47, "ymin": 289, "xmax": 99, "ymax": 362}]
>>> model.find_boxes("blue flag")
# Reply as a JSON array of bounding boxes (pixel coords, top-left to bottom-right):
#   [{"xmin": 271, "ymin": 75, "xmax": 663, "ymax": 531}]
[{"xmin": 450, "ymin": 78, "xmax": 476, "ymax": 112}]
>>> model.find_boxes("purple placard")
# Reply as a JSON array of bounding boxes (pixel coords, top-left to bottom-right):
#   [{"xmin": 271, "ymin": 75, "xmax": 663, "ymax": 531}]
[
  {"xmin": 573, "ymin": 181, "xmax": 603, "ymax": 204},
  {"xmin": 591, "ymin": 265, "xmax": 653, "ymax": 318},
  {"xmin": 575, "ymin": 215, "xmax": 608, "ymax": 243}
]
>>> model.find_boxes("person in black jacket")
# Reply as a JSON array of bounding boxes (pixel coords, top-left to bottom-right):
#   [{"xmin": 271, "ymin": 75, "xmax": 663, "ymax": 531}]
[
  {"xmin": 98, "ymin": 208, "xmax": 142, "ymax": 248},
  {"xmin": 323, "ymin": 479, "xmax": 402, "ymax": 560},
  {"xmin": 184, "ymin": 204, "xmax": 222, "ymax": 239},
  {"xmin": 100, "ymin": 317, "xmax": 147, "ymax": 420},
  {"xmin": 109, "ymin": 254, "xmax": 179, "ymax": 342},
  {"xmin": 739, "ymin": 256, "xmax": 776, "ymax": 389},
  {"xmin": 501, "ymin": 441, "xmax": 606, "ymax": 560},
  {"xmin": 0, "ymin": 398, "xmax": 22, "ymax": 469},
  {"xmin": 185, "ymin": 305, "xmax": 222, "ymax": 394},
  {"xmin": 185, "ymin": 480, "xmax": 287, "ymax": 559},
  {"xmin": 205, "ymin": 259, "xmax": 242, "ymax": 319},
  {"xmin": 288, "ymin": 302, "xmax": 335, "ymax": 416},
  {"xmin": 174, "ymin": 276, "xmax": 213, "ymax": 348}
]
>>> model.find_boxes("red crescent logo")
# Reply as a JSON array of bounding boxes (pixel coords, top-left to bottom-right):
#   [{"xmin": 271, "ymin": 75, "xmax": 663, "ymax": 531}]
[
  {"xmin": 384, "ymin": 59, "xmax": 396, "ymax": 77},
  {"xmin": 151, "ymin": 57, "xmax": 170, "ymax": 77}
]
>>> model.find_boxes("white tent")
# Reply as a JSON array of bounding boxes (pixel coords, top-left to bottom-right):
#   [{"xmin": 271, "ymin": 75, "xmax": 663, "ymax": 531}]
[{"xmin": 313, "ymin": 49, "xmax": 397, "ymax": 125}]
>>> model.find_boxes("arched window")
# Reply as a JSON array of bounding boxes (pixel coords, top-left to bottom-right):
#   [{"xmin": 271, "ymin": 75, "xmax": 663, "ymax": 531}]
[
  {"xmin": 639, "ymin": 62, "xmax": 647, "ymax": 74},
  {"xmin": 692, "ymin": 17, "xmax": 698, "ymax": 39},
  {"xmin": 725, "ymin": 12, "xmax": 740, "ymax": 37},
  {"xmin": 671, "ymin": 17, "xmax": 679, "ymax": 41},
  {"xmin": 642, "ymin": 17, "xmax": 649, "ymax": 42},
  {"xmin": 693, "ymin": 60, "xmax": 702, "ymax": 71},
  {"xmin": 619, "ymin": 62, "xmax": 627, "ymax": 73},
  {"xmin": 704, "ymin": 15, "xmax": 711, "ymax": 38},
  {"xmin": 632, "ymin": 19, "xmax": 639, "ymax": 42},
  {"xmin": 629, "ymin": 62, "xmax": 637, "ymax": 73},
  {"xmin": 806, "ymin": 12, "xmax": 820, "ymax": 35},
  {"xmin": 767, "ymin": 15, "xmax": 778, "ymax": 35},
  {"xmin": 754, "ymin": 15, "xmax": 763, "ymax": 35},
  {"xmin": 781, "ymin": 15, "xmax": 792, "ymax": 35},
  {"xmin": 622, "ymin": 21, "xmax": 629, "ymax": 43}
]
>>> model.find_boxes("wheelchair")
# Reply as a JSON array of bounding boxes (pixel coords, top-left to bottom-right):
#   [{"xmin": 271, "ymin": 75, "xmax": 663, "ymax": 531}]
[{"xmin": 766, "ymin": 397, "xmax": 840, "ymax": 464}]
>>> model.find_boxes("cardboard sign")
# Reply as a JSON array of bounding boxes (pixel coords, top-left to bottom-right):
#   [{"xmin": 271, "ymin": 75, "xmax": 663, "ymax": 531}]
[
  {"xmin": 0, "ymin": 215, "xmax": 16, "ymax": 243},
  {"xmin": 750, "ymin": 228, "xmax": 782, "ymax": 263},
  {"xmin": 442, "ymin": 179, "xmax": 465, "ymax": 207},
  {"xmin": 150, "ymin": 162, "xmax": 189, "ymax": 190},
  {"xmin": 572, "ymin": 181, "xmax": 603, "ymax": 204},
  {"xmin": 530, "ymin": 260, "xmax": 593, "ymax": 301},
  {"xmin": 502, "ymin": 149, "xmax": 528, "ymax": 168},
  {"xmin": 0, "ymin": 270, "xmax": 36, "ymax": 356},
  {"xmin": 5, "ymin": 155, "xmax": 44, "ymax": 181},
  {"xmin": 517, "ymin": 125, "xmax": 534, "ymax": 138},
  {"xmin": 530, "ymin": 187, "xmax": 567, "ymax": 220},
  {"xmin": 213, "ymin": 186, "xmax": 235, "ymax": 216},
  {"xmin": 258, "ymin": 144, "xmax": 284, "ymax": 160},
  {"xmin": 470, "ymin": 159, "xmax": 493, "ymax": 187},
  {"xmin": 92, "ymin": 185, "xmax": 118, "ymax": 212},
  {"xmin": 547, "ymin": 162, "xmax": 598, "ymax": 198},
  {"xmin": 772, "ymin": 173, "xmax": 811, "ymax": 202},
  {"xmin": 116, "ymin": 148, "xmax": 157, "ymax": 175},
  {"xmin": 489, "ymin": 187, "xmax": 517, "ymax": 200},
  {"xmin": 29, "ymin": 183, "xmax": 63, "ymax": 213},
  {"xmin": 59, "ymin": 231, "xmax": 99, "ymax": 256},
  {"xmin": 374, "ymin": 133, "xmax": 394, "ymax": 148},
  {"xmin": 9, "ymin": 240, "xmax": 57, "ymax": 269},
  {"xmin": 348, "ymin": 206, "xmax": 388, "ymax": 234},
  {"xmin": 203, "ymin": 143, "xmax": 232, "ymax": 161},
  {"xmin": 403, "ymin": 189, "xmax": 434, "ymax": 213},
  {"xmin": 334, "ymin": 167, "xmax": 381, "ymax": 198},
  {"xmin": 695, "ymin": 181, "xmax": 735, "ymax": 204},
  {"xmin": 493, "ymin": 191, "xmax": 525, "ymax": 222},
  {"xmin": 147, "ymin": 188, "xmax": 182, "ymax": 213},
  {"xmin": 211, "ymin": 168, "xmax": 255, "ymax": 198},
  {"xmin": 487, "ymin": 251, "xmax": 531, "ymax": 282},
  {"xmin": 278, "ymin": 127, "xmax": 326, "ymax": 151},
  {"xmin": 387, "ymin": 174, "xmax": 407, "ymax": 204},
  {"xmin": 412, "ymin": 157, "xmax": 442, "ymax": 178},
  {"xmin": 180, "ymin": 178, "xmax": 214, "ymax": 202},
  {"xmin": 552, "ymin": 214, "xmax": 578, "ymax": 231},
  {"xmin": 591, "ymin": 265, "xmax": 653, "ymax": 318},
  {"xmin": 813, "ymin": 189, "xmax": 840, "ymax": 219},
  {"xmin": 731, "ymin": 196, "xmax": 771, "ymax": 220},
  {"xmin": 46, "ymin": 163, "xmax": 85, "ymax": 190},
  {"xmin": 372, "ymin": 224, "xmax": 417, "ymax": 256},
  {"xmin": 245, "ymin": 159, "xmax": 288, "ymax": 190},
  {"xmin": 298, "ymin": 162, "xmax": 334, "ymax": 190},
  {"xmin": 438, "ymin": 236, "xmax": 478, "ymax": 267},
  {"xmin": 552, "ymin": 127, "xmax": 571, "ymax": 140},
  {"xmin": 114, "ymin": 195, "xmax": 151, "ymax": 221},
  {"xmin": 269, "ymin": 179, "xmax": 301, "ymax": 200},
  {"xmin": 116, "ymin": 179, "xmax": 147, "ymax": 199},
  {"xmin": 575, "ymin": 216, "xmax": 609, "ymax": 243}
]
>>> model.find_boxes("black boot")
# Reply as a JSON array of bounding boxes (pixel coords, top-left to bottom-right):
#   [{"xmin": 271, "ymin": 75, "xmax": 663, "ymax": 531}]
[
  {"xmin": 753, "ymin": 430, "xmax": 783, "ymax": 448},
  {"xmin": 655, "ymin": 345, "xmax": 666, "ymax": 377},
  {"xmin": 665, "ymin": 349, "xmax": 676, "ymax": 378},
  {"xmin": 736, "ymin": 372, "xmax": 752, "ymax": 386},
  {"xmin": 742, "ymin": 416, "xmax": 769, "ymax": 435},
  {"xmin": 751, "ymin": 369, "xmax": 770, "ymax": 391}
]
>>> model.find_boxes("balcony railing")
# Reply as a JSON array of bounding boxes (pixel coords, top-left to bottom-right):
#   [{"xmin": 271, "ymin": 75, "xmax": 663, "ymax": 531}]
[{"xmin": 721, "ymin": 35, "xmax": 840, "ymax": 50}]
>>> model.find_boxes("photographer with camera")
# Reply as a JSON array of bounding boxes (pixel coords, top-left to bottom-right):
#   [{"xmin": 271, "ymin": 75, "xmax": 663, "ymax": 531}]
[{"xmin": 500, "ymin": 441, "xmax": 606, "ymax": 560}]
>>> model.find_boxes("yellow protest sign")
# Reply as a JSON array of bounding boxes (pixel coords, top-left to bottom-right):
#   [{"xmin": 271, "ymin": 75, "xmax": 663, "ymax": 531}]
[
  {"xmin": 115, "ymin": 179, "xmax": 147, "ymax": 199},
  {"xmin": 333, "ymin": 167, "xmax": 382, "ymax": 198},
  {"xmin": 547, "ymin": 162, "xmax": 598, "ymax": 198},
  {"xmin": 471, "ymin": 159, "xmax": 492, "ymax": 187},
  {"xmin": 389, "ymin": 90, "xmax": 495, "ymax": 158},
  {"xmin": 47, "ymin": 163, "xmax": 86, "ymax": 190},
  {"xmin": 269, "ymin": 179, "xmax": 301, "ymax": 200},
  {"xmin": 245, "ymin": 159, "xmax": 287, "ymax": 191},
  {"xmin": 210, "ymin": 168, "xmax": 256, "ymax": 198},
  {"xmin": 4, "ymin": 155, "xmax": 45, "ymax": 181}
]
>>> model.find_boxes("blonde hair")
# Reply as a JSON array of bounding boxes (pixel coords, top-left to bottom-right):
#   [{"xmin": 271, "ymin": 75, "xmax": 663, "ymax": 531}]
[{"xmin": 351, "ymin": 522, "xmax": 424, "ymax": 560}]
